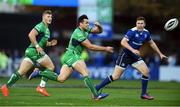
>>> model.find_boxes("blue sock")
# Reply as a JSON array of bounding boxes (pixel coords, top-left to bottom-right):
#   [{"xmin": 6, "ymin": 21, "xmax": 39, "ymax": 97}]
[
  {"xmin": 96, "ymin": 75, "xmax": 113, "ymax": 91},
  {"xmin": 141, "ymin": 75, "xmax": 149, "ymax": 95}
]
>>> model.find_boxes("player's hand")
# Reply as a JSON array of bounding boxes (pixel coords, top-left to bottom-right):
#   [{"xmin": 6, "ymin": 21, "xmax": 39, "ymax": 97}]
[
  {"xmin": 105, "ymin": 46, "xmax": 114, "ymax": 53},
  {"xmin": 159, "ymin": 54, "xmax": 168, "ymax": 60},
  {"xmin": 132, "ymin": 49, "xmax": 140, "ymax": 56},
  {"xmin": 36, "ymin": 46, "xmax": 45, "ymax": 55},
  {"xmin": 50, "ymin": 39, "xmax": 57, "ymax": 46}
]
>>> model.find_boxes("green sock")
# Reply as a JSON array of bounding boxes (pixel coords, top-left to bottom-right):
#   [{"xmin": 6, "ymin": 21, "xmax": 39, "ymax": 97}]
[
  {"xmin": 84, "ymin": 76, "xmax": 98, "ymax": 97},
  {"xmin": 6, "ymin": 71, "xmax": 21, "ymax": 88},
  {"xmin": 39, "ymin": 69, "xmax": 58, "ymax": 81},
  {"xmin": 42, "ymin": 76, "xmax": 48, "ymax": 82}
]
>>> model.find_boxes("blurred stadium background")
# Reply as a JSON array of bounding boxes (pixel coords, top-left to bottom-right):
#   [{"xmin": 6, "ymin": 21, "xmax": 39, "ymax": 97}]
[{"xmin": 0, "ymin": 0, "xmax": 180, "ymax": 106}]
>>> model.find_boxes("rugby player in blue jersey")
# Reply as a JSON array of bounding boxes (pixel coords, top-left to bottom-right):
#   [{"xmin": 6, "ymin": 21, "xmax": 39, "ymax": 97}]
[{"xmin": 95, "ymin": 16, "xmax": 167, "ymax": 100}]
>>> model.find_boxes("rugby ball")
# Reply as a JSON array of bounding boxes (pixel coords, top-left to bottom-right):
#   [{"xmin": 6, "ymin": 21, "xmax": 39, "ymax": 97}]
[{"xmin": 164, "ymin": 18, "xmax": 179, "ymax": 31}]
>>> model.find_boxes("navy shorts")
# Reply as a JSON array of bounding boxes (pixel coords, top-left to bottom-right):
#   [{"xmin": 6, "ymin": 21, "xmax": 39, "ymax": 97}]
[{"xmin": 116, "ymin": 50, "xmax": 142, "ymax": 68}]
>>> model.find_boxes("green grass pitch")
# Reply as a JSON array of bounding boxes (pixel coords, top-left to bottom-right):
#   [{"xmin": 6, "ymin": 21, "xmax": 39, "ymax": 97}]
[{"xmin": 0, "ymin": 77, "xmax": 180, "ymax": 106}]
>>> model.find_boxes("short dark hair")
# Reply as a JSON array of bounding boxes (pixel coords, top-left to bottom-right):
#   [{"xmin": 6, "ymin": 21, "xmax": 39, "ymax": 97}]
[
  {"xmin": 43, "ymin": 10, "xmax": 52, "ymax": 16},
  {"xmin": 136, "ymin": 16, "xmax": 146, "ymax": 22},
  {"xmin": 78, "ymin": 14, "xmax": 88, "ymax": 25}
]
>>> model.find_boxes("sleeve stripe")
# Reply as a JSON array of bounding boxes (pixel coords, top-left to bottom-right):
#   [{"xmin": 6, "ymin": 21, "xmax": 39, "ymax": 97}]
[
  {"xmin": 124, "ymin": 35, "xmax": 129, "ymax": 39},
  {"xmin": 79, "ymin": 38, "xmax": 86, "ymax": 43},
  {"xmin": 34, "ymin": 28, "xmax": 40, "ymax": 33},
  {"xmin": 124, "ymin": 36, "xmax": 129, "ymax": 41}
]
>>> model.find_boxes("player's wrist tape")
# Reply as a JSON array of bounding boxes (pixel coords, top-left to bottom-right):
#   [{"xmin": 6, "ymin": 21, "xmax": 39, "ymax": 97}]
[{"xmin": 35, "ymin": 44, "xmax": 40, "ymax": 48}]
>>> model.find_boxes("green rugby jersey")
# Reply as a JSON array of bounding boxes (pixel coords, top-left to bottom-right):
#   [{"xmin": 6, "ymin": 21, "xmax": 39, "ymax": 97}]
[
  {"xmin": 67, "ymin": 27, "xmax": 91, "ymax": 56},
  {"xmin": 28, "ymin": 22, "xmax": 50, "ymax": 49}
]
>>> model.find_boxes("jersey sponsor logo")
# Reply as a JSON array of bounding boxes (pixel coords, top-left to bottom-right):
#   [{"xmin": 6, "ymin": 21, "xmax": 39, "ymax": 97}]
[
  {"xmin": 135, "ymin": 34, "xmax": 139, "ymax": 37},
  {"xmin": 77, "ymin": 32, "xmax": 83, "ymax": 37},
  {"xmin": 45, "ymin": 29, "xmax": 50, "ymax": 38}
]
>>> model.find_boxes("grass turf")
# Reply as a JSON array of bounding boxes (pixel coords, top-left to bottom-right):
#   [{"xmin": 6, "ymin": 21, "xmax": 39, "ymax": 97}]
[{"xmin": 0, "ymin": 77, "xmax": 180, "ymax": 106}]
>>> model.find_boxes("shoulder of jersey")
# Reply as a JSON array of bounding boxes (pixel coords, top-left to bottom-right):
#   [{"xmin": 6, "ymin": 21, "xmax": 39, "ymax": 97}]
[
  {"xmin": 131, "ymin": 27, "xmax": 149, "ymax": 32},
  {"xmin": 131, "ymin": 27, "xmax": 137, "ymax": 31}
]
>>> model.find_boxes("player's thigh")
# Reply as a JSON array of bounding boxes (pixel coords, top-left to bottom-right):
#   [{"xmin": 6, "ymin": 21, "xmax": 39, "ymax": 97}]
[
  {"xmin": 112, "ymin": 65, "xmax": 125, "ymax": 80},
  {"xmin": 73, "ymin": 60, "xmax": 89, "ymax": 77},
  {"xmin": 38, "ymin": 54, "xmax": 55, "ymax": 71},
  {"xmin": 58, "ymin": 64, "xmax": 73, "ymax": 82},
  {"xmin": 18, "ymin": 58, "xmax": 34, "ymax": 75},
  {"xmin": 132, "ymin": 60, "xmax": 149, "ymax": 76},
  {"xmin": 114, "ymin": 51, "xmax": 130, "ymax": 80}
]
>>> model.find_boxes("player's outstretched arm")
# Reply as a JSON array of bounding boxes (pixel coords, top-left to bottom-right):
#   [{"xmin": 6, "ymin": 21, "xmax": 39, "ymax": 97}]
[
  {"xmin": 90, "ymin": 22, "xmax": 103, "ymax": 34},
  {"xmin": 148, "ymin": 40, "xmax": 168, "ymax": 59},
  {"xmin": 81, "ymin": 39, "xmax": 113, "ymax": 53}
]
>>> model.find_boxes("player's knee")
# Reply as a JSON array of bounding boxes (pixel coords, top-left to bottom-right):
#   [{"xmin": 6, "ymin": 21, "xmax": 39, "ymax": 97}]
[
  {"xmin": 48, "ymin": 65, "xmax": 55, "ymax": 71},
  {"xmin": 57, "ymin": 77, "xmax": 65, "ymax": 83},
  {"xmin": 57, "ymin": 76, "xmax": 66, "ymax": 83},
  {"xmin": 112, "ymin": 75, "xmax": 119, "ymax": 80},
  {"xmin": 59, "ymin": 79, "xmax": 65, "ymax": 83},
  {"xmin": 142, "ymin": 69, "xmax": 149, "ymax": 77},
  {"xmin": 17, "ymin": 70, "xmax": 24, "ymax": 76},
  {"xmin": 18, "ymin": 69, "xmax": 27, "ymax": 76}
]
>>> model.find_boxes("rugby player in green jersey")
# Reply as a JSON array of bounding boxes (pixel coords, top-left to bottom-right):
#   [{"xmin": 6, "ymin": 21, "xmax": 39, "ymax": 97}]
[
  {"xmin": 1, "ymin": 10, "xmax": 57, "ymax": 97},
  {"xmin": 29, "ymin": 15, "xmax": 114, "ymax": 100}
]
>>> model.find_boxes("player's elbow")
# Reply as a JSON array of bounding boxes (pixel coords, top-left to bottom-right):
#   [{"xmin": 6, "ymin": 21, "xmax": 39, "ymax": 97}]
[
  {"xmin": 150, "ymin": 41, "xmax": 155, "ymax": 48},
  {"xmin": 121, "ymin": 40, "xmax": 126, "ymax": 47},
  {"xmin": 28, "ymin": 34, "xmax": 31, "ymax": 39},
  {"xmin": 28, "ymin": 33, "xmax": 34, "ymax": 40}
]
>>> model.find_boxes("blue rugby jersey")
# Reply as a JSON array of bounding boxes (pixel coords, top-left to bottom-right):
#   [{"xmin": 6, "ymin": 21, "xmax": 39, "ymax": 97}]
[{"xmin": 123, "ymin": 27, "xmax": 152, "ymax": 59}]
